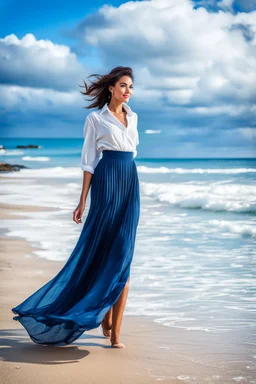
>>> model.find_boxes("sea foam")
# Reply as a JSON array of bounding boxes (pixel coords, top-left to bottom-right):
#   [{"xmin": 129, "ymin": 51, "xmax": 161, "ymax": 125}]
[
  {"xmin": 22, "ymin": 156, "xmax": 50, "ymax": 161},
  {"xmin": 0, "ymin": 166, "xmax": 81, "ymax": 178},
  {"xmin": 141, "ymin": 181, "xmax": 256, "ymax": 214},
  {"xmin": 137, "ymin": 166, "xmax": 256, "ymax": 174}
]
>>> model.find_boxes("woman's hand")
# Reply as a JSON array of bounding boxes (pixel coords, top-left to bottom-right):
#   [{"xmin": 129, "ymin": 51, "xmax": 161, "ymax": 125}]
[{"xmin": 73, "ymin": 202, "xmax": 85, "ymax": 224}]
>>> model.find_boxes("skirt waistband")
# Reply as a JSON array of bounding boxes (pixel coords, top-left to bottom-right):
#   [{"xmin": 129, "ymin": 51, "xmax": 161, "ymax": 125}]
[{"xmin": 102, "ymin": 150, "xmax": 134, "ymax": 160}]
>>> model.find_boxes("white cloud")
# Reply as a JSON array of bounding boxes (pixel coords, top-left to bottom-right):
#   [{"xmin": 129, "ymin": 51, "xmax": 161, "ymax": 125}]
[
  {"xmin": 0, "ymin": 84, "xmax": 81, "ymax": 113},
  {"xmin": 0, "ymin": 34, "xmax": 91, "ymax": 137},
  {"xmin": 0, "ymin": 33, "xmax": 85, "ymax": 91},
  {"xmin": 145, "ymin": 129, "xmax": 162, "ymax": 134},
  {"xmin": 75, "ymin": 0, "xmax": 256, "ymax": 114}
]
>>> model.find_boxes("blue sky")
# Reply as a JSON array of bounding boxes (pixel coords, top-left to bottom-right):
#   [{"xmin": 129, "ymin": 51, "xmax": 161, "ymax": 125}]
[{"xmin": 0, "ymin": 0, "xmax": 255, "ymax": 158}]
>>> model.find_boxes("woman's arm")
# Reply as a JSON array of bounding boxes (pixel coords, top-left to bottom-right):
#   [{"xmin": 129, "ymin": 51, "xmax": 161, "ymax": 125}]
[
  {"xmin": 80, "ymin": 170, "xmax": 93, "ymax": 205},
  {"xmin": 73, "ymin": 115, "xmax": 100, "ymax": 224},
  {"xmin": 73, "ymin": 171, "xmax": 93, "ymax": 224}
]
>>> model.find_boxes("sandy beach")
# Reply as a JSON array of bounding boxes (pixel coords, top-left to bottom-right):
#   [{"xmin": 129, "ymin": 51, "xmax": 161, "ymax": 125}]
[{"xmin": 0, "ymin": 196, "xmax": 255, "ymax": 383}]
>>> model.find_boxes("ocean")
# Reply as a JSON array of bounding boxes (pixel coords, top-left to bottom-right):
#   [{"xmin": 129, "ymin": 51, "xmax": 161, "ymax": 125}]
[{"xmin": 0, "ymin": 138, "xmax": 255, "ymax": 351}]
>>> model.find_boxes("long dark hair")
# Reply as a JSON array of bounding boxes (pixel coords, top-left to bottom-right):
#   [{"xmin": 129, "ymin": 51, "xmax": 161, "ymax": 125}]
[{"xmin": 80, "ymin": 66, "xmax": 134, "ymax": 110}]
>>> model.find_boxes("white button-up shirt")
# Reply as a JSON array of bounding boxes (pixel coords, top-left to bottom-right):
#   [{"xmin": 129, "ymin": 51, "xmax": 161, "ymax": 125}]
[{"xmin": 80, "ymin": 102, "xmax": 139, "ymax": 174}]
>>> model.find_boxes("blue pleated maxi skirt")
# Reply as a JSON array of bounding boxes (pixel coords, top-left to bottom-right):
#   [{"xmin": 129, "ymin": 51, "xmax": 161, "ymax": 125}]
[{"xmin": 12, "ymin": 150, "xmax": 140, "ymax": 345}]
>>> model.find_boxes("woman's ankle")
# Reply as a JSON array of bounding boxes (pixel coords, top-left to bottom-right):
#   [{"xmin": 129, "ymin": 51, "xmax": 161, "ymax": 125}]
[
  {"xmin": 110, "ymin": 330, "xmax": 120, "ymax": 341},
  {"xmin": 102, "ymin": 319, "xmax": 112, "ymax": 330}
]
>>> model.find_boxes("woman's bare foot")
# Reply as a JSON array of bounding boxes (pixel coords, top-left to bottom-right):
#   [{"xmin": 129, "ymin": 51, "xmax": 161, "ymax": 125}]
[
  {"xmin": 111, "ymin": 337, "xmax": 126, "ymax": 349},
  {"xmin": 111, "ymin": 342, "xmax": 126, "ymax": 348}
]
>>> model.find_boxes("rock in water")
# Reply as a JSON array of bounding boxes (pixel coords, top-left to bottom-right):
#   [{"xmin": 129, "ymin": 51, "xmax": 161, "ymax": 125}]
[
  {"xmin": 0, "ymin": 162, "xmax": 29, "ymax": 172},
  {"xmin": 16, "ymin": 145, "xmax": 40, "ymax": 148}
]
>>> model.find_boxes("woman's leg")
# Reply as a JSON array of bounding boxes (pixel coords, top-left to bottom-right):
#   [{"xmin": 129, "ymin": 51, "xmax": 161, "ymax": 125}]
[
  {"xmin": 101, "ymin": 307, "xmax": 113, "ymax": 336},
  {"xmin": 111, "ymin": 276, "xmax": 130, "ymax": 346}
]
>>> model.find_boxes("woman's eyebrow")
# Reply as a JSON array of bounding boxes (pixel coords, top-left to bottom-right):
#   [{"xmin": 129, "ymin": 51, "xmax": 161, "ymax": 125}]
[{"xmin": 120, "ymin": 82, "xmax": 133, "ymax": 86}]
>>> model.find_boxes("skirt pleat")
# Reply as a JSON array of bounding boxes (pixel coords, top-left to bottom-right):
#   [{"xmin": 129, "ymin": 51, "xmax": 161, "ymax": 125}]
[{"xmin": 12, "ymin": 150, "xmax": 140, "ymax": 345}]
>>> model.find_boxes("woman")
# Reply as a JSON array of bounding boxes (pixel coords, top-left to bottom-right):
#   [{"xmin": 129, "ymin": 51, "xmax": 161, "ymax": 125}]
[{"xmin": 12, "ymin": 66, "xmax": 140, "ymax": 349}]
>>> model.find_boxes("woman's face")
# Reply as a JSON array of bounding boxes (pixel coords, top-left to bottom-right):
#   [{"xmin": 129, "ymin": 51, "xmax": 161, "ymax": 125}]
[{"xmin": 109, "ymin": 75, "xmax": 133, "ymax": 103}]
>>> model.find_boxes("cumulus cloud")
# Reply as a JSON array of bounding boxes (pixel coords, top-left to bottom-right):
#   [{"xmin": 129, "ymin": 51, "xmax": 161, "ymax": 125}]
[
  {"xmin": 0, "ymin": 33, "xmax": 85, "ymax": 91},
  {"xmin": 74, "ymin": 0, "xmax": 256, "ymax": 111},
  {"xmin": 0, "ymin": 33, "xmax": 91, "ymax": 137},
  {"xmin": 68, "ymin": 0, "xmax": 256, "ymax": 156},
  {"xmin": 0, "ymin": 85, "xmax": 81, "ymax": 113}
]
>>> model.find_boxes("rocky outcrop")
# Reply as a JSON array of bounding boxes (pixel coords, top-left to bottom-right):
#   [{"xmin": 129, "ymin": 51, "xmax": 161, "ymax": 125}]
[
  {"xmin": 0, "ymin": 162, "xmax": 29, "ymax": 172},
  {"xmin": 16, "ymin": 145, "xmax": 40, "ymax": 148}
]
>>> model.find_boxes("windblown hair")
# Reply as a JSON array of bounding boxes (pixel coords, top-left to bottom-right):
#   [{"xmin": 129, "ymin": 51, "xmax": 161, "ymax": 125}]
[{"xmin": 80, "ymin": 66, "xmax": 134, "ymax": 110}]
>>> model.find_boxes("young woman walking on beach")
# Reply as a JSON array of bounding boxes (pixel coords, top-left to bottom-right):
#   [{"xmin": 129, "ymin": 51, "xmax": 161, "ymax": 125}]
[{"xmin": 12, "ymin": 66, "xmax": 140, "ymax": 349}]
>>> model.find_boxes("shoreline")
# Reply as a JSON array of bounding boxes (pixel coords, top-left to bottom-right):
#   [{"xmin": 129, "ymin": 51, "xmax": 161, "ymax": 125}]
[{"xmin": 0, "ymin": 202, "xmax": 253, "ymax": 383}]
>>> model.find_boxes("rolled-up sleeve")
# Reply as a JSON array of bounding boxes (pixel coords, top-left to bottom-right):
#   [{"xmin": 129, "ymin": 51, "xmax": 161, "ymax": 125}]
[
  {"xmin": 133, "ymin": 114, "xmax": 139, "ymax": 158},
  {"xmin": 80, "ymin": 116, "xmax": 101, "ymax": 174}
]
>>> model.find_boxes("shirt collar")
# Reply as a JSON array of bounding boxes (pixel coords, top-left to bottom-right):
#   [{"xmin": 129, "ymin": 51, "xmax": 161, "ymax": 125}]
[{"xmin": 100, "ymin": 102, "xmax": 133, "ymax": 116}]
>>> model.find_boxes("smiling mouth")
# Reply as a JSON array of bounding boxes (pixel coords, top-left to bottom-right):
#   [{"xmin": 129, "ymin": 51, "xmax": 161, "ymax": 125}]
[{"xmin": 123, "ymin": 95, "xmax": 130, "ymax": 97}]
